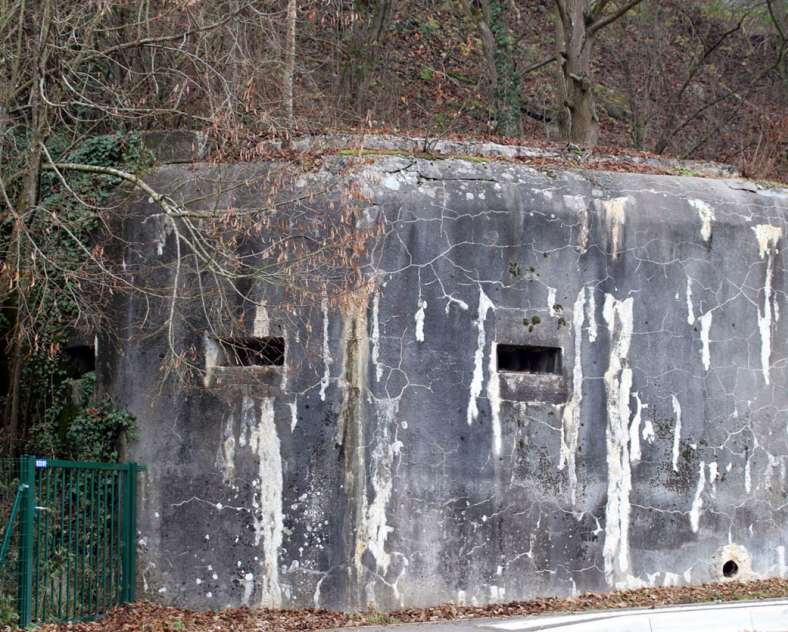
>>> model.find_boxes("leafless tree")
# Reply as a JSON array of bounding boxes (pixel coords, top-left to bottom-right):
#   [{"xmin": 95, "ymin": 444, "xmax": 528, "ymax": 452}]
[
  {"xmin": 337, "ymin": 0, "xmax": 395, "ymax": 118},
  {"xmin": 284, "ymin": 0, "xmax": 298, "ymax": 131},
  {"xmin": 606, "ymin": 0, "xmax": 786, "ymax": 168},
  {"xmin": 552, "ymin": 0, "xmax": 644, "ymax": 146},
  {"xmin": 0, "ymin": 0, "xmax": 372, "ymax": 451}
]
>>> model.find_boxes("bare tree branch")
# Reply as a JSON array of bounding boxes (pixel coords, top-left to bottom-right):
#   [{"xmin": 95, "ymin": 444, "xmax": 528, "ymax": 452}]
[{"xmin": 588, "ymin": 0, "xmax": 644, "ymax": 36}]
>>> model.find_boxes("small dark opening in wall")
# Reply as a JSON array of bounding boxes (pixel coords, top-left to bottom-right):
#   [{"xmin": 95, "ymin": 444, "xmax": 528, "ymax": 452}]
[
  {"xmin": 219, "ymin": 337, "xmax": 285, "ymax": 367},
  {"xmin": 497, "ymin": 344, "xmax": 562, "ymax": 374},
  {"xmin": 63, "ymin": 345, "xmax": 96, "ymax": 377},
  {"xmin": 722, "ymin": 560, "xmax": 739, "ymax": 578}
]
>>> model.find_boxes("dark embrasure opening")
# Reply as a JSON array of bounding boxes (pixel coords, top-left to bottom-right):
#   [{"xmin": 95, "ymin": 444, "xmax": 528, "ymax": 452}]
[
  {"xmin": 497, "ymin": 344, "xmax": 562, "ymax": 374},
  {"xmin": 218, "ymin": 337, "xmax": 285, "ymax": 367},
  {"xmin": 63, "ymin": 344, "xmax": 96, "ymax": 377}
]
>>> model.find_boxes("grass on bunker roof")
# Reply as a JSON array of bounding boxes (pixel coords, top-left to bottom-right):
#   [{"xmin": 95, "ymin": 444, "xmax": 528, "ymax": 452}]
[{"xmin": 14, "ymin": 577, "xmax": 788, "ymax": 631}]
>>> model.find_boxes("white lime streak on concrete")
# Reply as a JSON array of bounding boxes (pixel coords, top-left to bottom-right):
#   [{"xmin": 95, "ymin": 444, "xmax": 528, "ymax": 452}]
[
  {"xmin": 371, "ymin": 290, "xmax": 383, "ymax": 382},
  {"xmin": 757, "ymin": 255, "xmax": 775, "ymax": 385},
  {"xmin": 753, "ymin": 224, "xmax": 783, "ymax": 259},
  {"xmin": 217, "ymin": 410, "xmax": 236, "ymax": 482},
  {"xmin": 443, "ymin": 296, "xmax": 469, "ymax": 313},
  {"xmin": 586, "ymin": 288, "xmax": 598, "ymax": 342},
  {"xmin": 689, "ymin": 460, "xmax": 706, "ymax": 533},
  {"xmin": 149, "ymin": 213, "xmax": 173, "ymax": 256},
  {"xmin": 238, "ymin": 396, "xmax": 254, "ymax": 448},
  {"xmin": 547, "ymin": 286, "xmax": 557, "ymax": 309},
  {"xmin": 642, "ymin": 417, "xmax": 655, "ymax": 444},
  {"xmin": 745, "ymin": 452, "xmax": 752, "ymax": 494},
  {"xmin": 245, "ymin": 397, "xmax": 283, "ymax": 608},
  {"xmin": 671, "ymin": 395, "xmax": 682, "ymax": 472},
  {"xmin": 686, "ymin": 278, "xmax": 695, "ymax": 325},
  {"xmin": 253, "ymin": 304, "xmax": 270, "ymax": 337},
  {"xmin": 563, "ymin": 195, "xmax": 590, "ymax": 253},
  {"xmin": 690, "ymin": 199, "xmax": 715, "ymax": 242},
  {"xmin": 662, "ymin": 572, "xmax": 680, "ymax": 587},
  {"xmin": 414, "ymin": 298, "xmax": 427, "ymax": 342},
  {"xmin": 602, "ymin": 293, "xmax": 634, "ymax": 587},
  {"xmin": 699, "ymin": 311, "xmax": 712, "ymax": 371},
  {"xmin": 564, "ymin": 195, "xmax": 589, "ymax": 253},
  {"xmin": 559, "ymin": 287, "xmax": 586, "ymax": 505},
  {"xmin": 629, "ymin": 393, "xmax": 644, "ymax": 464},
  {"xmin": 708, "ymin": 461, "xmax": 718, "ymax": 496},
  {"xmin": 289, "ymin": 400, "xmax": 298, "ymax": 432},
  {"xmin": 320, "ymin": 295, "xmax": 332, "ymax": 400},
  {"xmin": 752, "ymin": 224, "xmax": 782, "ymax": 385},
  {"xmin": 467, "ymin": 286, "xmax": 494, "ymax": 426},
  {"xmin": 203, "ymin": 334, "xmax": 220, "ymax": 388},
  {"xmin": 364, "ymin": 397, "xmax": 403, "ymax": 576},
  {"xmin": 313, "ymin": 575, "xmax": 327, "ymax": 608},
  {"xmin": 241, "ymin": 572, "xmax": 255, "ymax": 606},
  {"xmin": 602, "ymin": 197, "xmax": 628, "ymax": 259}
]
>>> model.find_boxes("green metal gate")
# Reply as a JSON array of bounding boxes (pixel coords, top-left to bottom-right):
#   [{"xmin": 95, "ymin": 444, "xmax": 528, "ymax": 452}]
[{"xmin": 0, "ymin": 456, "xmax": 142, "ymax": 626}]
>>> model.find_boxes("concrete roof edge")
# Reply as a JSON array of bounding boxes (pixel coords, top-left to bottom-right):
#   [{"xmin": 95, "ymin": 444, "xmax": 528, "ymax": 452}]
[{"xmin": 142, "ymin": 129, "xmax": 745, "ymax": 180}]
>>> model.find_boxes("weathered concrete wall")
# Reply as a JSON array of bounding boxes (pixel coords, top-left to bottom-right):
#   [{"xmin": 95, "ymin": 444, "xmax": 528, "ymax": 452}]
[{"xmin": 105, "ymin": 153, "xmax": 788, "ymax": 611}]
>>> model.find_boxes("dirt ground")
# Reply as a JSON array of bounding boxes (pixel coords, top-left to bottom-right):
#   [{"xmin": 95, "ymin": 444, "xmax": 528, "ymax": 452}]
[{"xmin": 13, "ymin": 577, "xmax": 788, "ymax": 631}]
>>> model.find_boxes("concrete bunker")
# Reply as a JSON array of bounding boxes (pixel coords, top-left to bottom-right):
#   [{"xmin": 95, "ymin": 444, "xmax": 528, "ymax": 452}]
[{"xmin": 108, "ymin": 140, "xmax": 788, "ymax": 612}]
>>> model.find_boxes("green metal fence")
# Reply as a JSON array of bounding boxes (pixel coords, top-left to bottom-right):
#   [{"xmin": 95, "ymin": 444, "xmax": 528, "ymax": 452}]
[{"xmin": 0, "ymin": 456, "xmax": 142, "ymax": 627}]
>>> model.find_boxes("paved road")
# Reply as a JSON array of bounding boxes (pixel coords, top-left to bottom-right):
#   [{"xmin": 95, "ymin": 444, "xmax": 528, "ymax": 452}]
[{"xmin": 336, "ymin": 599, "xmax": 788, "ymax": 632}]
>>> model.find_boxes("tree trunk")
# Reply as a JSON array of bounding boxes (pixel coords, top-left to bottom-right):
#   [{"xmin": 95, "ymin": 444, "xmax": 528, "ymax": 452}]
[
  {"xmin": 622, "ymin": 54, "xmax": 645, "ymax": 149},
  {"xmin": 769, "ymin": 0, "xmax": 787, "ymax": 80},
  {"xmin": 554, "ymin": 0, "xmax": 598, "ymax": 146},
  {"xmin": 2, "ymin": 0, "xmax": 51, "ymax": 450},
  {"xmin": 4, "ymin": 337, "xmax": 22, "ymax": 451},
  {"xmin": 283, "ymin": 0, "xmax": 297, "ymax": 131},
  {"xmin": 4, "ymin": 127, "xmax": 45, "ymax": 452},
  {"xmin": 338, "ymin": 0, "xmax": 394, "ymax": 117}
]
